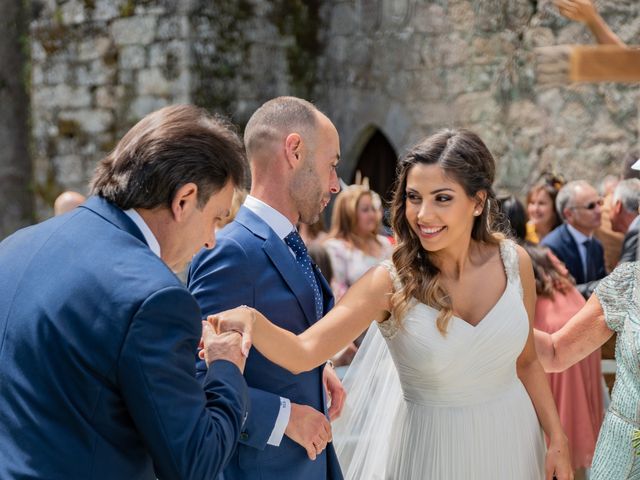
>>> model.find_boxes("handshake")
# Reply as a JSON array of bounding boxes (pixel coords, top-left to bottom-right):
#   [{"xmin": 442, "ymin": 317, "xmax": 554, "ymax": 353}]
[{"xmin": 198, "ymin": 306, "xmax": 257, "ymax": 372}]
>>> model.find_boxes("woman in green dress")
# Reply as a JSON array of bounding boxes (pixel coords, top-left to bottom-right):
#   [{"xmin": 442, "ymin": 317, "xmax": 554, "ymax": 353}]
[{"xmin": 535, "ymin": 261, "xmax": 640, "ymax": 479}]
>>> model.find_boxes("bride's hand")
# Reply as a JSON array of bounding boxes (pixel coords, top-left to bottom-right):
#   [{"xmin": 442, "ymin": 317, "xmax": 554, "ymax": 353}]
[
  {"xmin": 545, "ymin": 435, "xmax": 573, "ymax": 480},
  {"xmin": 206, "ymin": 305, "xmax": 256, "ymax": 357}
]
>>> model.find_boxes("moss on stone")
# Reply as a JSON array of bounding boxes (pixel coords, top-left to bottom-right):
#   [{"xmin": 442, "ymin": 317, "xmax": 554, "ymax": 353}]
[
  {"xmin": 34, "ymin": 166, "xmax": 61, "ymax": 208},
  {"xmin": 33, "ymin": 23, "xmax": 69, "ymax": 55},
  {"xmin": 268, "ymin": 0, "xmax": 324, "ymax": 99},
  {"xmin": 189, "ymin": 0, "xmax": 254, "ymax": 114},
  {"xmin": 57, "ymin": 118, "xmax": 81, "ymax": 138},
  {"xmin": 119, "ymin": 0, "xmax": 136, "ymax": 18}
]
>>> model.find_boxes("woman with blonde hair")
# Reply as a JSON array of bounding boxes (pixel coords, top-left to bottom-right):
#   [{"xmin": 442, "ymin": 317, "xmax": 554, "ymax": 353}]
[
  {"xmin": 324, "ymin": 185, "xmax": 393, "ymax": 300},
  {"xmin": 526, "ymin": 176, "xmax": 564, "ymax": 244},
  {"xmin": 211, "ymin": 129, "xmax": 573, "ymax": 479}
]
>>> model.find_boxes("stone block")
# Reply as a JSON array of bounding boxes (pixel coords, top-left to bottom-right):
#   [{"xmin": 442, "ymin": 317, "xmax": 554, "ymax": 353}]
[
  {"xmin": 95, "ymin": 85, "xmax": 125, "ymax": 109},
  {"xmin": 78, "ymin": 37, "xmax": 112, "ymax": 62},
  {"xmin": 58, "ymin": 109, "xmax": 113, "ymax": 134},
  {"xmin": 119, "ymin": 45, "xmax": 147, "ymax": 70},
  {"xmin": 32, "ymin": 40, "xmax": 47, "ymax": 62},
  {"xmin": 53, "ymin": 154, "xmax": 85, "ymax": 184},
  {"xmin": 453, "ymin": 91, "xmax": 499, "ymax": 124},
  {"xmin": 60, "ymin": 0, "xmax": 86, "ymax": 25},
  {"xmin": 111, "ymin": 16, "xmax": 158, "ymax": 46},
  {"xmin": 156, "ymin": 16, "xmax": 186, "ymax": 40},
  {"xmin": 33, "ymin": 85, "xmax": 92, "ymax": 109},
  {"xmin": 93, "ymin": 1, "xmax": 120, "ymax": 21},
  {"xmin": 129, "ymin": 96, "xmax": 169, "ymax": 121},
  {"xmin": 32, "ymin": 64, "xmax": 44, "ymax": 86},
  {"xmin": 449, "ymin": 1, "xmax": 475, "ymax": 33},
  {"xmin": 75, "ymin": 59, "xmax": 115, "ymax": 86},
  {"xmin": 383, "ymin": 102, "xmax": 412, "ymax": 146},
  {"xmin": 586, "ymin": 114, "xmax": 629, "ymax": 145},
  {"xmin": 413, "ymin": 3, "xmax": 447, "ymax": 34},
  {"xmin": 330, "ymin": 2, "xmax": 357, "ymax": 36},
  {"xmin": 43, "ymin": 63, "xmax": 70, "ymax": 85},
  {"xmin": 507, "ymin": 100, "xmax": 546, "ymax": 129},
  {"xmin": 441, "ymin": 35, "xmax": 470, "ymax": 67},
  {"xmin": 522, "ymin": 27, "xmax": 555, "ymax": 49},
  {"xmin": 138, "ymin": 68, "xmax": 171, "ymax": 96}
]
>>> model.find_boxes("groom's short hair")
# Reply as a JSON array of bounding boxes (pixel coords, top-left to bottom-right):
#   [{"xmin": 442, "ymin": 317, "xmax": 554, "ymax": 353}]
[{"xmin": 243, "ymin": 96, "xmax": 320, "ymax": 161}]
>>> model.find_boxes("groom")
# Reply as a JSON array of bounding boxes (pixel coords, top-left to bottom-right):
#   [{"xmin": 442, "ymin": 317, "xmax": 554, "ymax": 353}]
[{"xmin": 188, "ymin": 96, "xmax": 345, "ymax": 479}]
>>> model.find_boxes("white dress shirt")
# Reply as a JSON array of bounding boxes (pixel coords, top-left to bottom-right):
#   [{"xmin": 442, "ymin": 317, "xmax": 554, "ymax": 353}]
[{"xmin": 124, "ymin": 209, "xmax": 161, "ymax": 258}]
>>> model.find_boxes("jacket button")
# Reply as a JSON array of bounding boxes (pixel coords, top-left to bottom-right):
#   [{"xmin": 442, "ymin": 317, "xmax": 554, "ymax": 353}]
[{"xmin": 240, "ymin": 432, "xmax": 249, "ymax": 441}]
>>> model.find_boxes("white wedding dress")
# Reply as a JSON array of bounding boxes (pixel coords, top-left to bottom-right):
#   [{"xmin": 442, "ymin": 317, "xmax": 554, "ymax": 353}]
[{"xmin": 333, "ymin": 240, "xmax": 545, "ymax": 479}]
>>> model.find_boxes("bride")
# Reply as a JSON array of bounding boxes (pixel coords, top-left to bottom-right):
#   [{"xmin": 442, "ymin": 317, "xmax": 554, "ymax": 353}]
[{"xmin": 209, "ymin": 129, "xmax": 573, "ymax": 479}]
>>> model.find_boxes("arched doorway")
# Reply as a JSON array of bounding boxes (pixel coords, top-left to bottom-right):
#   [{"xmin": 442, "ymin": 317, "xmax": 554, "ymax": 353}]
[{"xmin": 351, "ymin": 129, "xmax": 398, "ymax": 205}]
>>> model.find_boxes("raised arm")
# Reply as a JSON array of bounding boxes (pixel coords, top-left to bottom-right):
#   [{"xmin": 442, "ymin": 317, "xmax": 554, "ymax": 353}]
[
  {"xmin": 213, "ymin": 264, "xmax": 394, "ymax": 374},
  {"xmin": 555, "ymin": 0, "xmax": 627, "ymax": 47},
  {"xmin": 534, "ymin": 293, "xmax": 613, "ymax": 372}
]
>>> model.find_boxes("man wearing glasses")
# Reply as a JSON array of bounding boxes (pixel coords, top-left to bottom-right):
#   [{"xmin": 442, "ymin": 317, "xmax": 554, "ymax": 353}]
[{"xmin": 542, "ymin": 180, "xmax": 606, "ymax": 298}]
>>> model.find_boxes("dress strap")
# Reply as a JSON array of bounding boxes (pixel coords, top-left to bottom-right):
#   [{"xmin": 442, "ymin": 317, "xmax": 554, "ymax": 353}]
[
  {"xmin": 499, "ymin": 240, "xmax": 523, "ymax": 299},
  {"xmin": 378, "ymin": 260, "xmax": 401, "ymax": 338},
  {"xmin": 380, "ymin": 259, "xmax": 402, "ymax": 292}
]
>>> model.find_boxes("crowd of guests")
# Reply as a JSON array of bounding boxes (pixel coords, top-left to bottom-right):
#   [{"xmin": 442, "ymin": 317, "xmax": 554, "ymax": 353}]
[{"xmin": 495, "ymin": 157, "xmax": 640, "ymax": 479}]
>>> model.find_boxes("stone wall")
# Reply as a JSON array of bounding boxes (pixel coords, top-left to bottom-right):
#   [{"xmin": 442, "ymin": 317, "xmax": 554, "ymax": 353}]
[
  {"xmin": 29, "ymin": 0, "xmax": 640, "ymax": 217},
  {"xmin": 318, "ymin": 0, "xmax": 640, "ymax": 192}
]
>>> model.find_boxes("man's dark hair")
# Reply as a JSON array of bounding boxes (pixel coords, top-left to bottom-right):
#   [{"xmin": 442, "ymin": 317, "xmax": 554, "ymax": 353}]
[{"xmin": 90, "ymin": 104, "xmax": 247, "ymax": 209}]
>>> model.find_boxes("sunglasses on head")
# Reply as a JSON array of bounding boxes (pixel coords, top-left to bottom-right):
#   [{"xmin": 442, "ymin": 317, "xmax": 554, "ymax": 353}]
[{"xmin": 570, "ymin": 198, "xmax": 604, "ymax": 210}]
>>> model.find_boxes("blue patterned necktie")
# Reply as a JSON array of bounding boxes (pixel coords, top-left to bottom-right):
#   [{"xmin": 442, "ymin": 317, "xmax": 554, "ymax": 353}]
[{"xmin": 284, "ymin": 230, "xmax": 323, "ymax": 320}]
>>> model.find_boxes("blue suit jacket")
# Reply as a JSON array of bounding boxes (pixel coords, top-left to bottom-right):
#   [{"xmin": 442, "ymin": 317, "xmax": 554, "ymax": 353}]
[
  {"xmin": 0, "ymin": 196, "xmax": 248, "ymax": 479},
  {"xmin": 188, "ymin": 206, "xmax": 343, "ymax": 480},
  {"xmin": 541, "ymin": 223, "xmax": 606, "ymax": 284}
]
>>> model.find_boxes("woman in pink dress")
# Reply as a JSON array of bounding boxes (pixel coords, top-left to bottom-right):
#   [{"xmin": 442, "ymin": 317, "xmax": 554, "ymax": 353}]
[{"xmin": 526, "ymin": 245, "xmax": 603, "ymax": 480}]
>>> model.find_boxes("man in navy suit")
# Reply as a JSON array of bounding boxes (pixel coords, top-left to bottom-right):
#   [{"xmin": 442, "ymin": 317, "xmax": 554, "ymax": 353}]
[
  {"xmin": 0, "ymin": 105, "xmax": 250, "ymax": 479},
  {"xmin": 189, "ymin": 97, "xmax": 345, "ymax": 479},
  {"xmin": 541, "ymin": 180, "xmax": 606, "ymax": 298}
]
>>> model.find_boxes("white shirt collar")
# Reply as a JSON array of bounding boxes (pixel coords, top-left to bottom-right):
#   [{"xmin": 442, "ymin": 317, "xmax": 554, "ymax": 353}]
[
  {"xmin": 243, "ymin": 195, "xmax": 296, "ymax": 239},
  {"xmin": 630, "ymin": 214, "xmax": 640, "ymax": 232},
  {"xmin": 566, "ymin": 223, "xmax": 590, "ymax": 245},
  {"xmin": 123, "ymin": 208, "xmax": 162, "ymax": 258}
]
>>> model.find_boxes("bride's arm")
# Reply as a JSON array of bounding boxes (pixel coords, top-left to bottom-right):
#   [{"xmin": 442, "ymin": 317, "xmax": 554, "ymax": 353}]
[
  {"xmin": 514, "ymin": 245, "xmax": 573, "ymax": 480},
  {"xmin": 534, "ymin": 294, "xmax": 613, "ymax": 372},
  {"xmin": 213, "ymin": 264, "xmax": 393, "ymax": 374}
]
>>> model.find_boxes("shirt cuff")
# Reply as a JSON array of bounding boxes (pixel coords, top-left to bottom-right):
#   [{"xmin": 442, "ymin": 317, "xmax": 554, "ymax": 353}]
[{"xmin": 266, "ymin": 397, "xmax": 291, "ymax": 446}]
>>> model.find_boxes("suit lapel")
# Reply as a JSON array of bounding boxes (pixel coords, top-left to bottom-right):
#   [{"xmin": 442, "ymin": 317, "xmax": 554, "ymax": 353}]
[
  {"xmin": 561, "ymin": 224, "xmax": 585, "ymax": 283},
  {"xmin": 235, "ymin": 207, "xmax": 318, "ymax": 326}
]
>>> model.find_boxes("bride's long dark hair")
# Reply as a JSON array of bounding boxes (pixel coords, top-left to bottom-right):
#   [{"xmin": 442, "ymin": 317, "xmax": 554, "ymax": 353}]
[{"xmin": 389, "ymin": 129, "xmax": 505, "ymax": 335}]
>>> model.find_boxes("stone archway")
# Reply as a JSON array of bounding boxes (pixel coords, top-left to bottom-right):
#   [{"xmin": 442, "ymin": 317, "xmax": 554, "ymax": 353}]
[{"xmin": 351, "ymin": 129, "xmax": 398, "ymax": 205}]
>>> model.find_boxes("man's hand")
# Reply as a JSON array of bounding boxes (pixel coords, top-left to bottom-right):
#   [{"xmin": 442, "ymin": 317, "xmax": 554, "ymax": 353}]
[
  {"xmin": 207, "ymin": 305, "xmax": 255, "ymax": 357},
  {"xmin": 200, "ymin": 321, "xmax": 246, "ymax": 372},
  {"xmin": 284, "ymin": 403, "xmax": 332, "ymax": 460},
  {"xmin": 554, "ymin": 0, "xmax": 598, "ymax": 24},
  {"xmin": 323, "ymin": 364, "xmax": 346, "ymax": 421}
]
